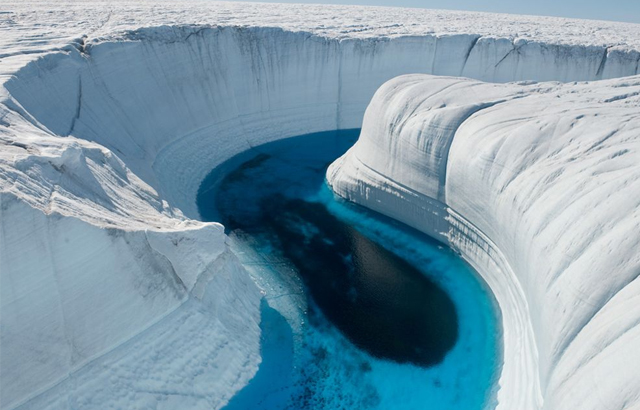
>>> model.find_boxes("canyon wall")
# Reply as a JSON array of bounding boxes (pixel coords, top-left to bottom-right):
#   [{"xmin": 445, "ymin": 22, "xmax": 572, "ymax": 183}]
[
  {"xmin": 7, "ymin": 25, "xmax": 640, "ymax": 221},
  {"xmin": 327, "ymin": 74, "xmax": 640, "ymax": 410}
]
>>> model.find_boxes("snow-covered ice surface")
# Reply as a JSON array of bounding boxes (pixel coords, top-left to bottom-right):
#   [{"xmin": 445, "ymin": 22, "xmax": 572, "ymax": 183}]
[
  {"xmin": 327, "ymin": 75, "xmax": 640, "ymax": 410},
  {"xmin": 1, "ymin": 1, "xmax": 640, "ymax": 409}
]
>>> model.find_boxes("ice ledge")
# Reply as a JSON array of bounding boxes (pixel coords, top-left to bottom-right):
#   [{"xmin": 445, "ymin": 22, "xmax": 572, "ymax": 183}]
[{"xmin": 327, "ymin": 74, "xmax": 640, "ymax": 410}]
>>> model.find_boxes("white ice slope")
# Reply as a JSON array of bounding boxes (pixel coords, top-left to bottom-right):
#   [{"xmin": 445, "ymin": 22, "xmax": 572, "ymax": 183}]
[
  {"xmin": 327, "ymin": 75, "xmax": 640, "ymax": 410},
  {"xmin": 2, "ymin": 2, "xmax": 640, "ymax": 409},
  {"xmin": 0, "ymin": 102, "xmax": 262, "ymax": 409}
]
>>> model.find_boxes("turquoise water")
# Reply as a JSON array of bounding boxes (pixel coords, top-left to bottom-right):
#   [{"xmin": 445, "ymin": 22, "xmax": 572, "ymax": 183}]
[{"xmin": 197, "ymin": 130, "xmax": 500, "ymax": 410}]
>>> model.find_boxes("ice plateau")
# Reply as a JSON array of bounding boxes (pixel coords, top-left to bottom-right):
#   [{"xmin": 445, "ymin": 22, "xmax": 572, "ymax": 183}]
[{"xmin": 1, "ymin": 1, "xmax": 639, "ymax": 409}]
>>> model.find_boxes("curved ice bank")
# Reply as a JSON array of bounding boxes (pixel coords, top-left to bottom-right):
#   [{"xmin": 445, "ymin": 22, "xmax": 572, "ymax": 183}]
[
  {"xmin": 327, "ymin": 74, "xmax": 640, "ymax": 410},
  {"xmin": 2, "ymin": 7, "xmax": 640, "ymax": 409},
  {"xmin": 6, "ymin": 24, "xmax": 640, "ymax": 221}
]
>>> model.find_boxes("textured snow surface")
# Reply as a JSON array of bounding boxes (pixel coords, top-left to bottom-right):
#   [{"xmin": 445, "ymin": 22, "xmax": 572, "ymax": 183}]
[
  {"xmin": 3, "ymin": 0, "xmax": 640, "ymax": 50},
  {"xmin": 327, "ymin": 74, "xmax": 640, "ymax": 410},
  {"xmin": 1, "ymin": 1, "xmax": 640, "ymax": 409}
]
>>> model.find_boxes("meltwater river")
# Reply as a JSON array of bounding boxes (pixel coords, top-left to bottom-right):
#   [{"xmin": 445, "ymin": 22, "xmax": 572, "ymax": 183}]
[{"xmin": 197, "ymin": 130, "xmax": 500, "ymax": 410}]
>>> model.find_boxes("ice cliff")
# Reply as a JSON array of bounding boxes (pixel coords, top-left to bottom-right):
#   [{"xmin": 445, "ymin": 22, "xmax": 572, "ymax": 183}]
[
  {"xmin": 1, "ymin": 1, "xmax": 640, "ymax": 409},
  {"xmin": 327, "ymin": 75, "xmax": 640, "ymax": 410}
]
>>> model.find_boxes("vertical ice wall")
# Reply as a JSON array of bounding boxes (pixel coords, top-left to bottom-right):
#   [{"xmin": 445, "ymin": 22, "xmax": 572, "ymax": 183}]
[{"xmin": 6, "ymin": 26, "xmax": 640, "ymax": 219}]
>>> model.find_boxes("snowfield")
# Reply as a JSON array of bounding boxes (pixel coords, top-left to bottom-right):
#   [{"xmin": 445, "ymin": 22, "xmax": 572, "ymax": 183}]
[{"xmin": 1, "ymin": 1, "xmax": 639, "ymax": 409}]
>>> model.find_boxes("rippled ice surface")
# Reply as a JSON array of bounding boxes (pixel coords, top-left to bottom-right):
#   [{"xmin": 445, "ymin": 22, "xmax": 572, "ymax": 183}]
[{"xmin": 197, "ymin": 130, "xmax": 500, "ymax": 410}]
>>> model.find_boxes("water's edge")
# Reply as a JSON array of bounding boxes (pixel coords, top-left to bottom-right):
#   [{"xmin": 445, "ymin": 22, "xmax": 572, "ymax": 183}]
[{"xmin": 197, "ymin": 130, "xmax": 501, "ymax": 410}]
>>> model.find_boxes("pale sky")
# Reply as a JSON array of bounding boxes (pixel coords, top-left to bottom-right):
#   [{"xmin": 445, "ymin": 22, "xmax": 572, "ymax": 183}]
[{"xmin": 230, "ymin": 0, "xmax": 640, "ymax": 24}]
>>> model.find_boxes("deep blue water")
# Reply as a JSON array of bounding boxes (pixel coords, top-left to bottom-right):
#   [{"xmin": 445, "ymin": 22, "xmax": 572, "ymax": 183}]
[{"xmin": 197, "ymin": 130, "xmax": 500, "ymax": 410}]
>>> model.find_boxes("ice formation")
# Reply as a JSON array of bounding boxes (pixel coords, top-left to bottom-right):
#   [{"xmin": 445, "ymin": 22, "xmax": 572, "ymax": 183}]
[
  {"xmin": 1, "ymin": 1, "xmax": 639, "ymax": 409},
  {"xmin": 328, "ymin": 75, "xmax": 640, "ymax": 410}
]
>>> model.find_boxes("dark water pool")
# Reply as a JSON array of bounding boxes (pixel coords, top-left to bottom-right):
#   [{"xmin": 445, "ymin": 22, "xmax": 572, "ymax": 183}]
[{"xmin": 197, "ymin": 130, "xmax": 499, "ymax": 409}]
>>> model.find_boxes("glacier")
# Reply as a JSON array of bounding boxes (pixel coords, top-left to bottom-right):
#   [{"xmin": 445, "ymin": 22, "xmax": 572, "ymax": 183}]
[{"xmin": 1, "ymin": 1, "xmax": 640, "ymax": 409}]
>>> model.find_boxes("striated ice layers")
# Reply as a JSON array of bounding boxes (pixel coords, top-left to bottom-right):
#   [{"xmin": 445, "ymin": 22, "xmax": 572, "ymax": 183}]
[
  {"xmin": 327, "ymin": 75, "xmax": 640, "ymax": 410},
  {"xmin": 2, "ymin": 2, "xmax": 640, "ymax": 409}
]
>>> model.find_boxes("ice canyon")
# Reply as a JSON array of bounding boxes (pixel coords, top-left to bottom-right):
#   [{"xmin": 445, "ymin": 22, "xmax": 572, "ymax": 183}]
[{"xmin": 1, "ymin": 1, "xmax": 639, "ymax": 409}]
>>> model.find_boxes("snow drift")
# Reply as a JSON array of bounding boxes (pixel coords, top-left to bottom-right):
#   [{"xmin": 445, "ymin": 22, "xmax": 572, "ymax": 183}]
[{"xmin": 2, "ymin": 2, "xmax": 640, "ymax": 409}]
